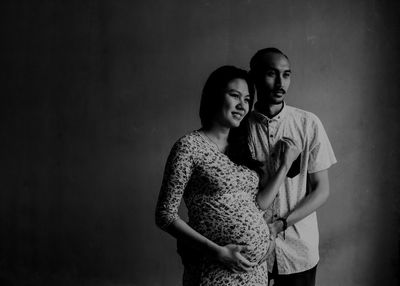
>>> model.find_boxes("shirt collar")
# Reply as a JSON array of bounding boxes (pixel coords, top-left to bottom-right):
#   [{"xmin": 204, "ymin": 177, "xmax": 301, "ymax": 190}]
[{"xmin": 253, "ymin": 102, "xmax": 287, "ymax": 124}]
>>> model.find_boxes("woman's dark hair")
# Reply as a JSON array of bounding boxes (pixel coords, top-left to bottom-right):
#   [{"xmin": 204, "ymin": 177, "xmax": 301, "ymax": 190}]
[
  {"xmin": 199, "ymin": 65, "xmax": 262, "ymax": 174},
  {"xmin": 227, "ymin": 118, "xmax": 263, "ymax": 175},
  {"xmin": 199, "ymin": 65, "xmax": 255, "ymax": 129}
]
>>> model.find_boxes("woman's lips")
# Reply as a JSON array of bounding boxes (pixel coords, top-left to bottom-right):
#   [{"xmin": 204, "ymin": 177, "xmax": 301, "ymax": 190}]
[{"xmin": 232, "ymin": 112, "xmax": 244, "ymax": 120}]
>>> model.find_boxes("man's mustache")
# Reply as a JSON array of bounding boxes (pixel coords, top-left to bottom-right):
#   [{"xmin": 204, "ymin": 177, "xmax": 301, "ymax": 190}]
[{"xmin": 273, "ymin": 88, "xmax": 286, "ymax": 94}]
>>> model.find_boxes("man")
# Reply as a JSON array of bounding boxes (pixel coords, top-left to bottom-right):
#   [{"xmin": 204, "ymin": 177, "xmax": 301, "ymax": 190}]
[{"xmin": 247, "ymin": 48, "xmax": 337, "ymax": 286}]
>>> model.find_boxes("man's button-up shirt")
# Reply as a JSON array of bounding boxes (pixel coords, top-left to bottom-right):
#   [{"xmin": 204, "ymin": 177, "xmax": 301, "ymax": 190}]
[{"xmin": 248, "ymin": 103, "xmax": 337, "ymax": 274}]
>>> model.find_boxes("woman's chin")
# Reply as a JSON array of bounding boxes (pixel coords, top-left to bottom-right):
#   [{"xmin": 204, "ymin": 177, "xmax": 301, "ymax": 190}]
[
  {"xmin": 229, "ymin": 123, "xmax": 240, "ymax": 128},
  {"xmin": 229, "ymin": 119, "xmax": 242, "ymax": 128}
]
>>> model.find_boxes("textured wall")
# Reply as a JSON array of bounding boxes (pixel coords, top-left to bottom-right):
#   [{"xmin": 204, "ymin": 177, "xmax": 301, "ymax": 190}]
[{"xmin": 1, "ymin": 0, "xmax": 400, "ymax": 285}]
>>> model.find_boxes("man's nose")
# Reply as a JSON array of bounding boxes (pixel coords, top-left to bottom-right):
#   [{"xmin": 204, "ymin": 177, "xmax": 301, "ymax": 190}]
[{"xmin": 275, "ymin": 76, "xmax": 283, "ymax": 87}]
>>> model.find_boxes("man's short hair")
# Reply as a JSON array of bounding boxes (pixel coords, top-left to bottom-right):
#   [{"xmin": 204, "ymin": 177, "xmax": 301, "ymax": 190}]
[{"xmin": 249, "ymin": 47, "xmax": 289, "ymax": 75}]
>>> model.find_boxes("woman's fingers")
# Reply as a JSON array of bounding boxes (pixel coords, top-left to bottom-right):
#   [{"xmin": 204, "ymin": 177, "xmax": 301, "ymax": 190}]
[
  {"xmin": 279, "ymin": 137, "xmax": 302, "ymax": 166},
  {"xmin": 281, "ymin": 137, "xmax": 302, "ymax": 155},
  {"xmin": 237, "ymin": 253, "xmax": 257, "ymax": 268},
  {"xmin": 281, "ymin": 137, "xmax": 297, "ymax": 148},
  {"xmin": 231, "ymin": 261, "xmax": 253, "ymax": 273},
  {"xmin": 281, "ymin": 136, "xmax": 296, "ymax": 145},
  {"xmin": 227, "ymin": 245, "xmax": 257, "ymax": 273},
  {"xmin": 234, "ymin": 250, "xmax": 257, "ymax": 272}
]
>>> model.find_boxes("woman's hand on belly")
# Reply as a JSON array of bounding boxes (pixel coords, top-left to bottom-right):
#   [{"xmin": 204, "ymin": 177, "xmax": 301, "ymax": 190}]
[{"xmin": 213, "ymin": 244, "xmax": 257, "ymax": 273}]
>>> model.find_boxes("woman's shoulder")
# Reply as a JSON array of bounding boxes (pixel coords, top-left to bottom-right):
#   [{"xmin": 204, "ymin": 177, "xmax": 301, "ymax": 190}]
[
  {"xmin": 174, "ymin": 130, "xmax": 201, "ymax": 145},
  {"xmin": 170, "ymin": 130, "xmax": 204, "ymax": 155}
]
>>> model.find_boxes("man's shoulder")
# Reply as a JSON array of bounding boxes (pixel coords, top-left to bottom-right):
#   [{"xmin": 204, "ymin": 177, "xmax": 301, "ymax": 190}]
[
  {"xmin": 286, "ymin": 105, "xmax": 316, "ymax": 118},
  {"xmin": 285, "ymin": 105, "xmax": 321, "ymax": 124}
]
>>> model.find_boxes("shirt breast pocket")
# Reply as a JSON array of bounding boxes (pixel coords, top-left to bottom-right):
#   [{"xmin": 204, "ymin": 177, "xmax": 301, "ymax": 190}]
[{"xmin": 287, "ymin": 154, "xmax": 301, "ymax": 178}]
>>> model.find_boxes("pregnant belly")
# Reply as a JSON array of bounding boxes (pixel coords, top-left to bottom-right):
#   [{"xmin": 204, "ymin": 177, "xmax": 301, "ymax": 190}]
[{"xmin": 190, "ymin": 203, "xmax": 271, "ymax": 263}]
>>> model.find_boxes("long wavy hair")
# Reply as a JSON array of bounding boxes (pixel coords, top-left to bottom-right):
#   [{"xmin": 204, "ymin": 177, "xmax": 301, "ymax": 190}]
[
  {"xmin": 227, "ymin": 118, "xmax": 263, "ymax": 175},
  {"xmin": 199, "ymin": 65, "xmax": 262, "ymax": 174}
]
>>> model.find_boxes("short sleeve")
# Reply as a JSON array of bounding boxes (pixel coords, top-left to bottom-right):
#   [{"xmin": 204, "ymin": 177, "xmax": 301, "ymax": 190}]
[
  {"xmin": 155, "ymin": 137, "xmax": 195, "ymax": 230},
  {"xmin": 307, "ymin": 115, "xmax": 337, "ymax": 173},
  {"xmin": 246, "ymin": 117, "xmax": 257, "ymax": 159}
]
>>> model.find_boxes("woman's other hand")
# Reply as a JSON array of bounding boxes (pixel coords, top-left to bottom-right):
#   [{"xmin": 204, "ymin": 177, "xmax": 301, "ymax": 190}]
[
  {"xmin": 215, "ymin": 244, "xmax": 257, "ymax": 273},
  {"xmin": 280, "ymin": 137, "xmax": 301, "ymax": 168}
]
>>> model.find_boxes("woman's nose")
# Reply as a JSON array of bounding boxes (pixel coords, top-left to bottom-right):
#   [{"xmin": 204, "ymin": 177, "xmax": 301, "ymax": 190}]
[{"xmin": 236, "ymin": 100, "xmax": 245, "ymax": 109}]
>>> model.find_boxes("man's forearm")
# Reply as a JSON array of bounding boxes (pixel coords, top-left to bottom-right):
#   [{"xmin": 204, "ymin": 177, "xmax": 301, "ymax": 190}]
[{"xmin": 286, "ymin": 170, "xmax": 330, "ymax": 227}]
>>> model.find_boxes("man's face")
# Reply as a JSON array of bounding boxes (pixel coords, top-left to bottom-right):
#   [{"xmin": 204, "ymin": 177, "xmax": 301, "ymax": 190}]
[{"xmin": 254, "ymin": 53, "xmax": 291, "ymax": 105}]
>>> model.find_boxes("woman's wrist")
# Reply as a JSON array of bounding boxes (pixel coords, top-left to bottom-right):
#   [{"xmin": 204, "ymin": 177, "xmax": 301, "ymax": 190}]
[
  {"xmin": 205, "ymin": 241, "xmax": 223, "ymax": 258},
  {"xmin": 279, "ymin": 162, "xmax": 290, "ymax": 174}
]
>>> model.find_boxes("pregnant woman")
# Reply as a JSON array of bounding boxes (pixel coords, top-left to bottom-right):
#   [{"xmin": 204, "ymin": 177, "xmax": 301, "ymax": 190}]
[{"xmin": 155, "ymin": 66, "xmax": 299, "ymax": 285}]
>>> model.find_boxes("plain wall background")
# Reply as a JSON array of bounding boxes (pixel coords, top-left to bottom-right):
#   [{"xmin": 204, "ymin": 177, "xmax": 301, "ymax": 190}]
[{"xmin": 1, "ymin": 0, "xmax": 400, "ymax": 285}]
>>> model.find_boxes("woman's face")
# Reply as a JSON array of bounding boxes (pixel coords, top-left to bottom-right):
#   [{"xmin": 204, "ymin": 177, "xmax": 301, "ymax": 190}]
[{"xmin": 214, "ymin": 78, "xmax": 251, "ymax": 128}]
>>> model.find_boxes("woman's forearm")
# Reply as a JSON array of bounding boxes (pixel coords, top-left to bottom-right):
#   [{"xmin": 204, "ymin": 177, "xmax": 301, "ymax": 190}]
[
  {"xmin": 165, "ymin": 218, "xmax": 222, "ymax": 256},
  {"xmin": 256, "ymin": 164, "xmax": 289, "ymax": 210},
  {"xmin": 166, "ymin": 218, "xmax": 257, "ymax": 272}
]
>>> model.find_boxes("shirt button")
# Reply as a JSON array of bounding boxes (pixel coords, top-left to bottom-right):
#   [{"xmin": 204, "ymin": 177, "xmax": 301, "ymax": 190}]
[{"xmin": 270, "ymin": 134, "xmax": 273, "ymax": 138}]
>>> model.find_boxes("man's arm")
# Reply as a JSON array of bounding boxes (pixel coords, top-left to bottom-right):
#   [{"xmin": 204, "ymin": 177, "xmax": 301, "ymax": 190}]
[
  {"xmin": 286, "ymin": 169, "xmax": 330, "ymax": 226},
  {"xmin": 270, "ymin": 169, "xmax": 330, "ymax": 235}
]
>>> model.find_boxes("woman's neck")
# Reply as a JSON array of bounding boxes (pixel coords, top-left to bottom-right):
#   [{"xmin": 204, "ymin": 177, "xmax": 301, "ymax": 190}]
[
  {"xmin": 201, "ymin": 124, "xmax": 230, "ymax": 152},
  {"xmin": 205, "ymin": 125, "xmax": 229, "ymax": 140}
]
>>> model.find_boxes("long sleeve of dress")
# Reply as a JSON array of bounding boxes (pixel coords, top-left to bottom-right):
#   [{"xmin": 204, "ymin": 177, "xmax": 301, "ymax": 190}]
[{"xmin": 155, "ymin": 137, "xmax": 194, "ymax": 230}]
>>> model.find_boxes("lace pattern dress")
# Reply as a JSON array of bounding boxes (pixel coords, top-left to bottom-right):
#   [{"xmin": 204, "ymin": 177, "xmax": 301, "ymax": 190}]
[{"xmin": 156, "ymin": 131, "xmax": 272, "ymax": 286}]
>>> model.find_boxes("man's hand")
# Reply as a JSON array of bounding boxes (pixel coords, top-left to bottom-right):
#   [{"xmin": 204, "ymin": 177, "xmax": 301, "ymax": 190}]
[{"xmin": 268, "ymin": 220, "xmax": 285, "ymax": 239}]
